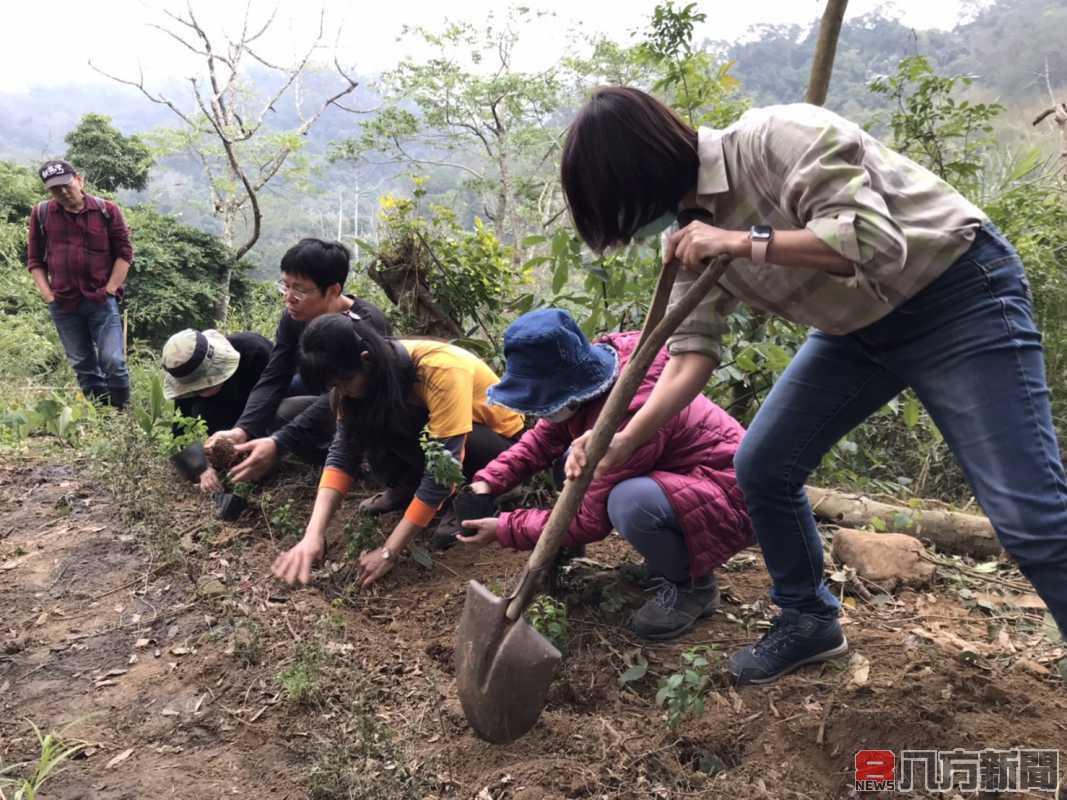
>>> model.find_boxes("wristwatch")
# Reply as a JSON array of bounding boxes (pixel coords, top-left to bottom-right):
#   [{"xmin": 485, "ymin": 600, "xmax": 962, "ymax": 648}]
[
  {"xmin": 749, "ymin": 225, "xmax": 774, "ymax": 265},
  {"xmin": 380, "ymin": 546, "xmax": 394, "ymax": 561}
]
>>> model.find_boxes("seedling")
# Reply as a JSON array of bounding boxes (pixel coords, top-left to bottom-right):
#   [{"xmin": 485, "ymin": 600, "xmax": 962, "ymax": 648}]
[
  {"xmin": 526, "ymin": 595, "xmax": 568, "ymax": 653},
  {"xmin": 344, "ymin": 516, "xmax": 383, "ymax": 560},
  {"xmin": 419, "ymin": 426, "xmax": 465, "ymax": 487},
  {"xmin": 656, "ymin": 645, "xmax": 720, "ymax": 731},
  {"xmin": 308, "ymin": 749, "xmax": 355, "ymax": 800},
  {"xmin": 261, "ymin": 494, "xmax": 301, "ymax": 540},
  {"xmin": 277, "ymin": 644, "xmax": 324, "ymax": 705},
  {"xmin": 0, "ymin": 720, "xmax": 87, "ymax": 800}
]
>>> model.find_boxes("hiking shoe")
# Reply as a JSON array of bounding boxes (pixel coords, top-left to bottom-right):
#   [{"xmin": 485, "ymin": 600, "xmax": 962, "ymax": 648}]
[
  {"xmin": 628, "ymin": 574, "xmax": 720, "ymax": 640},
  {"xmin": 359, "ymin": 486, "xmax": 414, "ymax": 515},
  {"xmin": 727, "ymin": 609, "xmax": 848, "ymax": 686},
  {"xmin": 429, "ymin": 510, "xmax": 463, "ymax": 551}
]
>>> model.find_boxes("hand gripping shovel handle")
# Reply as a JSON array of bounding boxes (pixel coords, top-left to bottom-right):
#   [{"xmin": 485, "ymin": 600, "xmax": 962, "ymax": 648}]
[{"xmin": 504, "ymin": 254, "xmax": 731, "ymax": 621}]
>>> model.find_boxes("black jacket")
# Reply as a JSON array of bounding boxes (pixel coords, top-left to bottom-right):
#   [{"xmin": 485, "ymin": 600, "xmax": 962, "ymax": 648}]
[{"xmin": 234, "ymin": 297, "xmax": 392, "ymax": 451}]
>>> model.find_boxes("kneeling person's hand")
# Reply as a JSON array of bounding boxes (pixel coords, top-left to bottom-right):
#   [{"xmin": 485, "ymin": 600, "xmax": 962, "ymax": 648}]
[
  {"xmin": 229, "ymin": 437, "xmax": 278, "ymax": 483},
  {"xmin": 272, "ymin": 533, "xmax": 325, "ymax": 585},
  {"xmin": 457, "ymin": 517, "xmax": 499, "ymax": 546}
]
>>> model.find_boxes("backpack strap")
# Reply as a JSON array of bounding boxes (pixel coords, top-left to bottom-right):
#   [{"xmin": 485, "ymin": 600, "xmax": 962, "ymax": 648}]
[
  {"xmin": 35, "ymin": 200, "xmax": 50, "ymax": 264},
  {"xmin": 87, "ymin": 195, "xmax": 112, "ymax": 224}
]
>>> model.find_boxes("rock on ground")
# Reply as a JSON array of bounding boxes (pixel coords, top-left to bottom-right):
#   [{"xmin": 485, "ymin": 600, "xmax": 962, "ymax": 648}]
[{"xmin": 831, "ymin": 528, "xmax": 936, "ymax": 591}]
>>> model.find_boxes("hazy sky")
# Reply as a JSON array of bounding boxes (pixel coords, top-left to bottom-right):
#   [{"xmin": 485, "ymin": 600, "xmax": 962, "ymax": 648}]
[{"xmin": 5, "ymin": 0, "xmax": 976, "ymax": 93}]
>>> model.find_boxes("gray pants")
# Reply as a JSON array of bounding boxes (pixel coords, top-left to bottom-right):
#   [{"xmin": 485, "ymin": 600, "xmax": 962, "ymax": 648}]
[
  {"xmin": 606, "ymin": 476, "xmax": 691, "ymax": 582},
  {"xmin": 274, "ymin": 395, "xmax": 335, "ymax": 464}
]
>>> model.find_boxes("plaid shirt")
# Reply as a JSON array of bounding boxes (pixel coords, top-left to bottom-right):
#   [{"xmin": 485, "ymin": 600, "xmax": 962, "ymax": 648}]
[
  {"xmin": 666, "ymin": 103, "xmax": 988, "ymax": 360},
  {"xmin": 26, "ymin": 197, "xmax": 133, "ymax": 312}
]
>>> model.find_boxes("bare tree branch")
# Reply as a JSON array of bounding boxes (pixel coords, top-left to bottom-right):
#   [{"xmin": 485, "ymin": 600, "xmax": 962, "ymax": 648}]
[
  {"xmin": 87, "ymin": 60, "xmax": 200, "ymax": 129},
  {"xmin": 391, "ymin": 138, "xmax": 486, "ymax": 181},
  {"xmin": 95, "ymin": 2, "xmax": 374, "ymax": 318}
]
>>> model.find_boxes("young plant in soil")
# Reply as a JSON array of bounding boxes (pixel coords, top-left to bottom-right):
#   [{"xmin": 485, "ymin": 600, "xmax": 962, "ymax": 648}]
[
  {"xmin": 259, "ymin": 492, "xmax": 301, "ymax": 541},
  {"xmin": 526, "ymin": 594, "xmax": 569, "ymax": 653},
  {"xmin": 0, "ymin": 720, "xmax": 87, "ymax": 800},
  {"xmin": 344, "ymin": 516, "xmax": 384, "ymax": 561},
  {"xmin": 656, "ymin": 645, "xmax": 721, "ymax": 731},
  {"xmin": 277, "ymin": 643, "xmax": 325, "ymax": 705}
]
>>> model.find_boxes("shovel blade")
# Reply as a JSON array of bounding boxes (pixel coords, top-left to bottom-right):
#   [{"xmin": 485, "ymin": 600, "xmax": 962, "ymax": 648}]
[{"xmin": 454, "ymin": 580, "xmax": 561, "ymax": 744}]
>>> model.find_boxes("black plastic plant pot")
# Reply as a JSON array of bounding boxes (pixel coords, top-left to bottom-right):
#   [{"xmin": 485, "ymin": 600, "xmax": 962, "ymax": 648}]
[
  {"xmin": 170, "ymin": 443, "xmax": 208, "ymax": 482},
  {"xmin": 453, "ymin": 489, "xmax": 497, "ymax": 524},
  {"xmin": 215, "ymin": 492, "xmax": 247, "ymax": 521}
]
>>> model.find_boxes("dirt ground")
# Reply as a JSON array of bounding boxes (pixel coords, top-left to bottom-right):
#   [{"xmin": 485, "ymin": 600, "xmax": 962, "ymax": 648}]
[{"xmin": 2, "ymin": 455, "xmax": 1065, "ymax": 799}]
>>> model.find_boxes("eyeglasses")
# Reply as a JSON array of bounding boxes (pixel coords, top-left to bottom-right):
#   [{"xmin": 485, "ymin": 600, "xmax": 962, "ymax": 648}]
[{"xmin": 275, "ymin": 279, "xmax": 314, "ymax": 302}]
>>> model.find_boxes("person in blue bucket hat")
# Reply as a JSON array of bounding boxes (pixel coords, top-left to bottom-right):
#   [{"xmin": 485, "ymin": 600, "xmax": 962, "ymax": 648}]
[
  {"xmin": 488, "ymin": 308, "xmax": 621, "ymax": 419},
  {"xmin": 458, "ymin": 308, "xmax": 754, "ymax": 640}
]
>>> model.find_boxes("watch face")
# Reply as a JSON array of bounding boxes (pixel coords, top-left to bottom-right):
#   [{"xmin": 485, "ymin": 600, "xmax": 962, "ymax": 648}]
[{"xmin": 751, "ymin": 225, "xmax": 773, "ymax": 241}]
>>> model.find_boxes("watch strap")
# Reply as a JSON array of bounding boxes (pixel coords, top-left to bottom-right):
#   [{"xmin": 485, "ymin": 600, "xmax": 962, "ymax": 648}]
[{"xmin": 749, "ymin": 226, "xmax": 773, "ymax": 266}]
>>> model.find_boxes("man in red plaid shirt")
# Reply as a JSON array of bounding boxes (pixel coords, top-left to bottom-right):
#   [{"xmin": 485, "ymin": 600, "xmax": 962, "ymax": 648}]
[{"xmin": 27, "ymin": 160, "xmax": 133, "ymax": 408}]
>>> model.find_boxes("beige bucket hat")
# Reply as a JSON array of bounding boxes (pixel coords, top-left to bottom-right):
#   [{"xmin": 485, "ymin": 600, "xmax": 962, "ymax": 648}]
[{"xmin": 162, "ymin": 329, "xmax": 241, "ymax": 400}]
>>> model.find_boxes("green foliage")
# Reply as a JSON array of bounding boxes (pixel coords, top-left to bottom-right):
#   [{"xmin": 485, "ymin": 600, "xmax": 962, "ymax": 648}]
[
  {"xmin": 418, "ymin": 425, "xmax": 466, "ymax": 488},
  {"xmin": 0, "ymin": 163, "xmax": 42, "ymax": 224},
  {"xmin": 277, "ymin": 644, "xmax": 324, "ymax": 705},
  {"xmin": 335, "ymin": 9, "xmax": 564, "ymax": 246},
  {"xmin": 526, "ymin": 594, "xmax": 568, "ymax": 653},
  {"xmin": 64, "ymin": 113, "xmax": 154, "ymax": 193},
  {"xmin": 0, "ymin": 720, "xmax": 87, "ymax": 800},
  {"xmin": 344, "ymin": 516, "xmax": 384, "ymax": 561},
  {"xmin": 225, "ymin": 279, "xmax": 280, "ymax": 340},
  {"xmin": 518, "ymin": 228, "xmax": 662, "ymax": 338},
  {"xmin": 0, "ymin": 392, "xmax": 95, "ymax": 449},
  {"xmin": 365, "ymin": 180, "xmax": 513, "ymax": 339},
  {"xmin": 655, "ymin": 645, "xmax": 719, "ymax": 731},
  {"xmin": 123, "ymin": 204, "xmax": 250, "ymax": 344},
  {"xmin": 164, "ymin": 411, "xmax": 208, "ymax": 458},
  {"xmin": 617, "ymin": 649, "xmax": 649, "ymax": 686},
  {"xmin": 0, "ymin": 219, "xmax": 64, "ymax": 387},
  {"xmin": 634, "ymin": 2, "xmax": 750, "ymax": 128},
  {"xmin": 127, "ymin": 371, "xmax": 207, "ymax": 458},
  {"xmin": 868, "ymin": 55, "xmax": 1004, "ymax": 193},
  {"xmin": 260, "ymin": 493, "xmax": 301, "ymax": 541}
]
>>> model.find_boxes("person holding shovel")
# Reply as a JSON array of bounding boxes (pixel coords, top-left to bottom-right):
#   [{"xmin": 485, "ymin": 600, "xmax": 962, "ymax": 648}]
[
  {"xmin": 560, "ymin": 86, "xmax": 1067, "ymax": 685},
  {"xmin": 270, "ymin": 311, "xmax": 524, "ymax": 588},
  {"xmin": 457, "ymin": 308, "xmax": 754, "ymax": 640}
]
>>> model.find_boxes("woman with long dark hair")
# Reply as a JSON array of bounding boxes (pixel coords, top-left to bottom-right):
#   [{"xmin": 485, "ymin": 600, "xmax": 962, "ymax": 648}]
[
  {"xmin": 560, "ymin": 86, "xmax": 1067, "ymax": 685},
  {"xmin": 271, "ymin": 311, "xmax": 524, "ymax": 587}
]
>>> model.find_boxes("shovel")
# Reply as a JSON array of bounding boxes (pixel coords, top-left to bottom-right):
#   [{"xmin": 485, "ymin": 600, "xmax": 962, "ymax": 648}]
[{"xmin": 455, "ymin": 246, "xmax": 732, "ymax": 745}]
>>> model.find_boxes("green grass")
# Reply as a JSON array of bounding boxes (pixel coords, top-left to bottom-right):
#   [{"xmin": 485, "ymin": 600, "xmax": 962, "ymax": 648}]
[{"xmin": 0, "ymin": 720, "xmax": 87, "ymax": 800}]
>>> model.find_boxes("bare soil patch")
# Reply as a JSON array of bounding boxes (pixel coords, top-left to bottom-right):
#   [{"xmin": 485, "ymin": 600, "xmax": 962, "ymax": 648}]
[{"xmin": 2, "ymin": 457, "xmax": 1064, "ymax": 799}]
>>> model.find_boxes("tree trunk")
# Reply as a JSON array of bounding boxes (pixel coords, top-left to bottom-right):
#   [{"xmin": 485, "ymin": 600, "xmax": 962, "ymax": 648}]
[
  {"xmin": 806, "ymin": 486, "xmax": 1002, "ymax": 559},
  {"xmin": 215, "ymin": 208, "xmax": 237, "ymax": 323},
  {"xmin": 805, "ymin": 0, "xmax": 849, "ymax": 106}
]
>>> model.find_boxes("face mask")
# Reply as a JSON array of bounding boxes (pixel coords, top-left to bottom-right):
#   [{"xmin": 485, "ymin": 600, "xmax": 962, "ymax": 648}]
[
  {"xmin": 544, "ymin": 405, "xmax": 578, "ymax": 424},
  {"xmin": 634, "ymin": 212, "xmax": 676, "ymax": 241}
]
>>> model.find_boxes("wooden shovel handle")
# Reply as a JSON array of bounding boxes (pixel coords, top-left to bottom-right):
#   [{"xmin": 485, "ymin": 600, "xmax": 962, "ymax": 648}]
[{"xmin": 505, "ymin": 255, "xmax": 731, "ymax": 620}]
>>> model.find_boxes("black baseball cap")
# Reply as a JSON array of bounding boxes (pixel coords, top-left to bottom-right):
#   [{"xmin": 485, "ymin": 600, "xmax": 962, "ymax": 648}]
[{"xmin": 39, "ymin": 160, "xmax": 76, "ymax": 188}]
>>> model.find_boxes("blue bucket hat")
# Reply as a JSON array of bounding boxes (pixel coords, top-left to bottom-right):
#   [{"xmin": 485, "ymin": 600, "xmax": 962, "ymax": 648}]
[{"xmin": 488, "ymin": 308, "xmax": 619, "ymax": 416}]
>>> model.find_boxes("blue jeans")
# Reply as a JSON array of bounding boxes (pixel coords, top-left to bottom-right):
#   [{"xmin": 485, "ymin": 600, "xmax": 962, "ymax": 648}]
[
  {"xmin": 608, "ymin": 476, "xmax": 691, "ymax": 582},
  {"xmin": 48, "ymin": 296, "xmax": 129, "ymax": 396},
  {"xmin": 734, "ymin": 224, "xmax": 1067, "ymax": 634}
]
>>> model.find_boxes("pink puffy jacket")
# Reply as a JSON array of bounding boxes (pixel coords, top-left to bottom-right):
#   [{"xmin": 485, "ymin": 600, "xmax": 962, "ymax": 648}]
[{"xmin": 474, "ymin": 331, "xmax": 754, "ymax": 578}]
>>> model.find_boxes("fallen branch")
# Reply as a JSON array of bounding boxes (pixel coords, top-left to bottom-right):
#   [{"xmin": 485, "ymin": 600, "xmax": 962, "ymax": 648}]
[{"xmin": 806, "ymin": 486, "xmax": 1001, "ymax": 559}]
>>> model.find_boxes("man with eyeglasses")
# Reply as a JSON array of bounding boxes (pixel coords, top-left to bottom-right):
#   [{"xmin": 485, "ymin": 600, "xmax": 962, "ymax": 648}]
[{"xmin": 204, "ymin": 238, "xmax": 391, "ymax": 484}]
